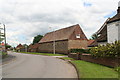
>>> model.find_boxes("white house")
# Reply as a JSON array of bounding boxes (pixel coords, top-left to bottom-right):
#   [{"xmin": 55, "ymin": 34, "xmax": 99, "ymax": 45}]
[
  {"xmin": 97, "ymin": 1, "xmax": 120, "ymax": 45},
  {"xmin": 107, "ymin": 1, "xmax": 120, "ymax": 43}
]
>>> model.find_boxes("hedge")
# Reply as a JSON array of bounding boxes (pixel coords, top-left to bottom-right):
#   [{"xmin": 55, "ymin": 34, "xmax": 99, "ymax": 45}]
[{"xmin": 70, "ymin": 49, "xmax": 90, "ymax": 54}]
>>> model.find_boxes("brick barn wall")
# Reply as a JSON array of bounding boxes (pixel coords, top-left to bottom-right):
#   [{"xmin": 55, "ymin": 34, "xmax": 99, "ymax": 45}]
[
  {"xmin": 38, "ymin": 40, "xmax": 68, "ymax": 54},
  {"xmin": 68, "ymin": 40, "xmax": 88, "ymax": 50}
]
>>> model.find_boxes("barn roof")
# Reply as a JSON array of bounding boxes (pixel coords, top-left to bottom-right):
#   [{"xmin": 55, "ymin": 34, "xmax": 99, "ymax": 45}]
[
  {"xmin": 29, "ymin": 43, "xmax": 39, "ymax": 49},
  {"xmin": 39, "ymin": 24, "xmax": 87, "ymax": 43}
]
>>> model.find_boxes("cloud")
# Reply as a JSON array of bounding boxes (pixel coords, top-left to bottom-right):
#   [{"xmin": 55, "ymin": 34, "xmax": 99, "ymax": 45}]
[{"xmin": 0, "ymin": 0, "xmax": 119, "ymax": 46}]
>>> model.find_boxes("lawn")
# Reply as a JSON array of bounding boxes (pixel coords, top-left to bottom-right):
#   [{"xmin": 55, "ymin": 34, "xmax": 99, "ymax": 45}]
[
  {"xmin": 71, "ymin": 60, "xmax": 118, "ymax": 78},
  {"xmin": 2, "ymin": 52, "xmax": 8, "ymax": 59},
  {"xmin": 19, "ymin": 52, "xmax": 66, "ymax": 56},
  {"xmin": 60, "ymin": 57, "xmax": 74, "ymax": 60}
]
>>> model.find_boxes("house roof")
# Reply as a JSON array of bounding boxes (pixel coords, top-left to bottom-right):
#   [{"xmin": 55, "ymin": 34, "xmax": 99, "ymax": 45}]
[
  {"xmin": 96, "ymin": 19, "xmax": 110, "ymax": 42},
  {"xmin": 39, "ymin": 24, "xmax": 87, "ymax": 43},
  {"xmin": 88, "ymin": 40, "xmax": 95, "ymax": 46},
  {"xmin": 108, "ymin": 14, "xmax": 120, "ymax": 23},
  {"xmin": 97, "ymin": 18, "xmax": 110, "ymax": 34},
  {"xmin": 88, "ymin": 40, "xmax": 98, "ymax": 47},
  {"xmin": 16, "ymin": 44, "xmax": 24, "ymax": 49},
  {"xmin": 108, "ymin": 7, "xmax": 120, "ymax": 23}
]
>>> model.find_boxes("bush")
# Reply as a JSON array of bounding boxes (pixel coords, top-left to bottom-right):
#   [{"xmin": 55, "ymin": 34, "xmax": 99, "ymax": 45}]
[
  {"xmin": 90, "ymin": 41, "xmax": 120, "ymax": 58},
  {"xmin": 70, "ymin": 49, "xmax": 91, "ymax": 54},
  {"xmin": 114, "ymin": 67, "xmax": 120, "ymax": 73},
  {"xmin": 2, "ymin": 52, "xmax": 8, "ymax": 59}
]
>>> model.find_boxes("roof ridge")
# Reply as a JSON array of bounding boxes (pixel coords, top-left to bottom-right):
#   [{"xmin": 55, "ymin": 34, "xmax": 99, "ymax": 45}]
[{"xmin": 47, "ymin": 24, "xmax": 79, "ymax": 34}]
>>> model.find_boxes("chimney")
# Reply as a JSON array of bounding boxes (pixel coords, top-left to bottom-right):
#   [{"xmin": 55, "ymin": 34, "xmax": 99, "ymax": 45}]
[{"xmin": 117, "ymin": 1, "xmax": 120, "ymax": 13}]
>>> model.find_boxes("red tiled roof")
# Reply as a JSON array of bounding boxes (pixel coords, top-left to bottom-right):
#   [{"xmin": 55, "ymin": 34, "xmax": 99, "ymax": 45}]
[
  {"xmin": 16, "ymin": 44, "xmax": 23, "ymax": 48},
  {"xmin": 88, "ymin": 40, "xmax": 98, "ymax": 47},
  {"xmin": 88, "ymin": 40, "xmax": 95, "ymax": 46}
]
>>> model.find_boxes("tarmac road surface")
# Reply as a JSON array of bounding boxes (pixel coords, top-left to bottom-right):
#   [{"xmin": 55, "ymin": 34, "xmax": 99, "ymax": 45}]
[{"xmin": 2, "ymin": 52, "xmax": 77, "ymax": 78}]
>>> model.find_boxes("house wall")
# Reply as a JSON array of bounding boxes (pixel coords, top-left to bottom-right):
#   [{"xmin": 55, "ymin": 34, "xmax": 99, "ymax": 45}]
[
  {"xmin": 107, "ymin": 21, "xmax": 120, "ymax": 43},
  {"xmin": 118, "ymin": 21, "xmax": 120, "ymax": 40},
  {"xmin": 68, "ymin": 40, "xmax": 88, "ymax": 50},
  {"xmin": 38, "ymin": 40, "xmax": 68, "ymax": 54}
]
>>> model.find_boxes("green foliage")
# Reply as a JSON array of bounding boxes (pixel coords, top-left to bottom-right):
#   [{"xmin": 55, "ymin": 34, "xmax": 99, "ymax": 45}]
[
  {"xmin": 70, "ymin": 49, "xmax": 90, "ymax": 54},
  {"xmin": 19, "ymin": 52, "xmax": 66, "ymax": 56},
  {"xmin": 6, "ymin": 44, "xmax": 11, "ymax": 49},
  {"xmin": 33, "ymin": 35, "xmax": 43, "ymax": 44},
  {"xmin": 90, "ymin": 41, "xmax": 120, "ymax": 58},
  {"xmin": 71, "ymin": 60, "xmax": 118, "ymax": 78},
  {"xmin": 2, "ymin": 52, "xmax": 7, "ymax": 59},
  {"xmin": 114, "ymin": 67, "xmax": 120, "ymax": 73}
]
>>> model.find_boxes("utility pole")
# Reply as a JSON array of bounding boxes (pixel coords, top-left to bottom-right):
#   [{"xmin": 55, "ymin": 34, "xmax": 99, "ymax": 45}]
[
  {"xmin": 3, "ymin": 24, "xmax": 6, "ymax": 51},
  {"xmin": 53, "ymin": 30, "xmax": 55, "ymax": 54},
  {"xmin": 49, "ymin": 27, "xmax": 55, "ymax": 54},
  {"xmin": 0, "ymin": 23, "xmax": 6, "ymax": 52}
]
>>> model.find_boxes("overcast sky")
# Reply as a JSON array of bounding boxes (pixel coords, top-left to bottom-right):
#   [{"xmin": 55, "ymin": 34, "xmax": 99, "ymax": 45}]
[{"xmin": 0, "ymin": 0, "xmax": 119, "ymax": 47}]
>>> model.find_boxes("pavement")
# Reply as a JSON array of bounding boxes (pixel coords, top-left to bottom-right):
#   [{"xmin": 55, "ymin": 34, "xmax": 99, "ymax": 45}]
[{"xmin": 2, "ymin": 51, "xmax": 77, "ymax": 78}]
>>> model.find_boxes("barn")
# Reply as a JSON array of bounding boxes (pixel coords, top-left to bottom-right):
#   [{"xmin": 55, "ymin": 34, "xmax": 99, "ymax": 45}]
[{"xmin": 38, "ymin": 24, "xmax": 88, "ymax": 54}]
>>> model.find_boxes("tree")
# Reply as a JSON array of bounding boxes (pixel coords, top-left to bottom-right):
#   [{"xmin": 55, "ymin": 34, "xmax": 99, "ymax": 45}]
[
  {"xmin": 6, "ymin": 44, "xmax": 11, "ymax": 49},
  {"xmin": 33, "ymin": 35, "xmax": 43, "ymax": 44}
]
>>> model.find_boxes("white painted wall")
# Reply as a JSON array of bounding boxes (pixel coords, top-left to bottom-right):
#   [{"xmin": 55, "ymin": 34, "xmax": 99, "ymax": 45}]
[
  {"xmin": 118, "ymin": 21, "xmax": 120, "ymax": 40},
  {"xmin": 118, "ymin": 1, "xmax": 120, "ymax": 7},
  {"xmin": 107, "ymin": 21, "xmax": 120, "ymax": 43}
]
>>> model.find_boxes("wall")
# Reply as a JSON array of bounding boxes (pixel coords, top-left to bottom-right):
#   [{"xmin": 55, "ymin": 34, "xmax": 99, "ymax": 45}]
[
  {"xmin": 68, "ymin": 40, "xmax": 88, "ymax": 50},
  {"xmin": 118, "ymin": 21, "xmax": 120, "ymax": 40},
  {"xmin": 107, "ymin": 21, "xmax": 119, "ymax": 43},
  {"xmin": 68, "ymin": 53, "xmax": 120, "ymax": 67},
  {"xmin": 38, "ymin": 40, "xmax": 68, "ymax": 54}
]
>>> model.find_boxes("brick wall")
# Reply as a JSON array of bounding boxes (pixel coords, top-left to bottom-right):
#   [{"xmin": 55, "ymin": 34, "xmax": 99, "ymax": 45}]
[
  {"xmin": 38, "ymin": 40, "xmax": 68, "ymax": 54},
  {"xmin": 68, "ymin": 40, "xmax": 88, "ymax": 50}
]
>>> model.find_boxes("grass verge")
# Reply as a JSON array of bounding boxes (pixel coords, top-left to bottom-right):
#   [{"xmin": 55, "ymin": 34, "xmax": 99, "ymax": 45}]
[
  {"xmin": 2, "ymin": 52, "xmax": 8, "ymax": 59},
  {"xmin": 60, "ymin": 57, "xmax": 118, "ymax": 78},
  {"xmin": 71, "ymin": 60, "xmax": 118, "ymax": 78},
  {"xmin": 60, "ymin": 57, "xmax": 74, "ymax": 60},
  {"xmin": 19, "ymin": 52, "xmax": 66, "ymax": 56}
]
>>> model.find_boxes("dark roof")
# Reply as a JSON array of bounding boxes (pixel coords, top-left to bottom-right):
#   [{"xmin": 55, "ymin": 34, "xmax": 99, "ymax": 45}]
[
  {"xmin": 96, "ymin": 19, "xmax": 109, "ymax": 42},
  {"xmin": 39, "ymin": 24, "xmax": 87, "ymax": 43},
  {"xmin": 108, "ymin": 7, "xmax": 120, "ymax": 23},
  {"xmin": 97, "ymin": 18, "xmax": 109, "ymax": 34}
]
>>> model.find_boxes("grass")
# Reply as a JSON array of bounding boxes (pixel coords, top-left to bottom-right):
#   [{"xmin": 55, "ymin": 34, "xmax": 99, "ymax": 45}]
[
  {"xmin": 71, "ymin": 60, "xmax": 118, "ymax": 78},
  {"xmin": 60, "ymin": 57, "xmax": 74, "ymax": 60},
  {"xmin": 2, "ymin": 52, "xmax": 8, "ymax": 59},
  {"xmin": 19, "ymin": 52, "xmax": 66, "ymax": 56}
]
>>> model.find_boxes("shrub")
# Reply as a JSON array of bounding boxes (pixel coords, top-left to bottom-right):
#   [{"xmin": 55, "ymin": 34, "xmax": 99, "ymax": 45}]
[
  {"xmin": 114, "ymin": 67, "xmax": 120, "ymax": 73},
  {"xmin": 70, "ymin": 49, "xmax": 91, "ymax": 54},
  {"xmin": 90, "ymin": 41, "xmax": 120, "ymax": 58}
]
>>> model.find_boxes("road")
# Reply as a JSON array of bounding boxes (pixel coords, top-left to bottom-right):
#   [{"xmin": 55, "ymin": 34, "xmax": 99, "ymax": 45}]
[{"xmin": 2, "ymin": 52, "xmax": 77, "ymax": 78}]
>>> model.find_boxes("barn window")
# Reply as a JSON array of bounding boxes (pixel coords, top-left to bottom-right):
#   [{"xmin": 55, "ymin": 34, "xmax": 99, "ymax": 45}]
[{"xmin": 76, "ymin": 34, "xmax": 80, "ymax": 38}]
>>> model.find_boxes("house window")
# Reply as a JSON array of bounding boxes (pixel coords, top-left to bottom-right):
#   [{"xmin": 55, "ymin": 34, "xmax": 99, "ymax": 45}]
[{"xmin": 76, "ymin": 34, "xmax": 80, "ymax": 38}]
